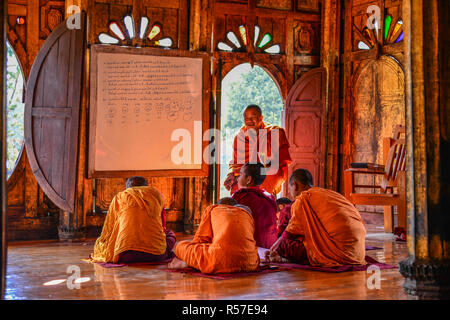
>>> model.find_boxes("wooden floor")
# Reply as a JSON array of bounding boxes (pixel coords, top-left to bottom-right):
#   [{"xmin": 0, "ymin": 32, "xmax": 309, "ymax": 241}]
[{"xmin": 5, "ymin": 224, "xmax": 411, "ymax": 300}]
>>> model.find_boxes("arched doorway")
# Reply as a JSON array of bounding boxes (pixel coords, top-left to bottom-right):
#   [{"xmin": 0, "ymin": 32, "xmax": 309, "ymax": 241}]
[
  {"xmin": 6, "ymin": 41, "xmax": 25, "ymax": 179},
  {"xmin": 219, "ymin": 63, "xmax": 284, "ymax": 198}
]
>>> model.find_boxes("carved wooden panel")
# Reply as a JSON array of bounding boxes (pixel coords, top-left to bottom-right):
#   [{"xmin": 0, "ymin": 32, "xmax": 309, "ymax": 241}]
[
  {"xmin": 39, "ymin": 0, "xmax": 65, "ymax": 40},
  {"xmin": 256, "ymin": 0, "xmax": 292, "ymax": 11},
  {"xmin": 286, "ymin": 68, "xmax": 326, "ymax": 189},
  {"xmin": 7, "ymin": 1, "xmax": 27, "ymax": 74},
  {"xmin": 293, "ymin": 20, "xmax": 320, "ymax": 55},
  {"xmin": 297, "ymin": 0, "xmax": 319, "ymax": 12}
]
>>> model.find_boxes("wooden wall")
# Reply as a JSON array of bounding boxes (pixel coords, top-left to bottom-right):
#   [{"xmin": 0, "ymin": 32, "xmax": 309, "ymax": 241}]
[
  {"xmin": 6, "ymin": 0, "xmax": 324, "ymax": 240},
  {"xmin": 340, "ymin": 0, "xmax": 405, "ymax": 211}
]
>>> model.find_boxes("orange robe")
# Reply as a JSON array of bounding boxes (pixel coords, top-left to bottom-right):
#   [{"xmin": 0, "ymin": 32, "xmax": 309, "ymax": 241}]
[
  {"xmin": 91, "ymin": 186, "xmax": 167, "ymax": 263},
  {"xmin": 285, "ymin": 187, "xmax": 366, "ymax": 267},
  {"xmin": 228, "ymin": 122, "xmax": 292, "ymax": 195},
  {"xmin": 175, "ymin": 204, "xmax": 260, "ymax": 274}
]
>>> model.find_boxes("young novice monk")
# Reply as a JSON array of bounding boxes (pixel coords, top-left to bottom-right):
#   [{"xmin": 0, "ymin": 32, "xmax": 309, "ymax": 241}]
[
  {"xmin": 276, "ymin": 198, "xmax": 293, "ymax": 238},
  {"xmin": 90, "ymin": 176, "xmax": 176, "ymax": 264},
  {"xmin": 232, "ymin": 163, "xmax": 278, "ymax": 249},
  {"xmin": 265, "ymin": 169, "xmax": 366, "ymax": 267},
  {"xmin": 168, "ymin": 198, "xmax": 260, "ymax": 274}
]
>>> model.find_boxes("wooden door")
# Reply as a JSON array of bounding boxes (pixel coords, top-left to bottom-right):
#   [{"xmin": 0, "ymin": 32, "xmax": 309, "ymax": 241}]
[
  {"xmin": 24, "ymin": 13, "xmax": 86, "ymax": 213},
  {"xmin": 285, "ymin": 68, "xmax": 326, "ymax": 190}
]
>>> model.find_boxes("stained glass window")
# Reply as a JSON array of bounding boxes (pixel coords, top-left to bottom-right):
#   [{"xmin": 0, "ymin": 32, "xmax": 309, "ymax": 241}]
[
  {"xmin": 98, "ymin": 14, "xmax": 173, "ymax": 49},
  {"xmin": 357, "ymin": 14, "xmax": 403, "ymax": 51},
  {"xmin": 216, "ymin": 25, "xmax": 280, "ymax": 54}
]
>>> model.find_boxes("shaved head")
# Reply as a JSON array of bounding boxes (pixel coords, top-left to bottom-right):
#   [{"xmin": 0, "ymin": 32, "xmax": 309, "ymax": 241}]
[
  {"xmin": 289, "ymin": 169, "xmax": 313, "ymax": 188},
  {"xmin": 244, "ymin": 104, "xmax": 262, "ymax": 116},
  {"xmin": 126, "ymin": 176, "xmax": 148, "ymax": 189},
  {"xmin": 243, "ymin": 104, "xmax": 263, "ymax": 130},
  {"xmin": 217, "ymin": 197, "xmax": 238, "ymax": 206}
]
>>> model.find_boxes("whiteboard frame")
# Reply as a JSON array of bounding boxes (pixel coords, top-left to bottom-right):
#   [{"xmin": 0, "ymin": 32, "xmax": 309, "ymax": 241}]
[{"xmin": 88, "ymin": 44, "xmax": 210, "ymax": 178}]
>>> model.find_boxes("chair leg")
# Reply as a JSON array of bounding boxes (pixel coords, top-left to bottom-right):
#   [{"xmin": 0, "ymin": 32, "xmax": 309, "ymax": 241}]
[
  {"xmin": 397, "ymin": 171, "xmax": 407, "ymax": 230},
  {"xmin": 384, "ymin": 206, "xmax": 394, "ymax": 233}
]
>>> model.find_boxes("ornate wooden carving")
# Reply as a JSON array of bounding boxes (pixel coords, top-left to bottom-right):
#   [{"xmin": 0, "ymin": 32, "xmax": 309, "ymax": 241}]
[
  {"xmin": 256, "ymin": 0, "xmax": 291, "ymax": 11},
  {"xmin": 293, "ymin": 21, "xmax": 319, "ymax": 55},
  {"xmin": 297, "ymin": 0, "xmax": 319, "ymax": 13},
  {"xmin": 39, "ymin": 1, "xmax": 65, "ymax": 40}
]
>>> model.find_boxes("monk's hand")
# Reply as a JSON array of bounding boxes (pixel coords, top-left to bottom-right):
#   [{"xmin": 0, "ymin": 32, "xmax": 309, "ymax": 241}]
[
  {"xmin": 269, "ymin": 237, "xmax": 282, "ymax": 253},
  {"xmin": 262, "ymin": 250, "xmax": 271, "ymax": 264}
]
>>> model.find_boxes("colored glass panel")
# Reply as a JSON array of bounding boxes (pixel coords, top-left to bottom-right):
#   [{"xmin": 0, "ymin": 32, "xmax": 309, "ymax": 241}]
[
  {"xmin": 258, "ymin": 33, "xmax": 272, "ymax": 48},
  {"xmin": 384, "ymin": 15, "xmax": 392, "ymax": 40},
  {"xmin": 148, "ymin": 24, "xmax": 161, "ymax": 40},
  {"xmin": 227, "ymin": 31, "xmax": 241, "ymax": 48},
  {"xmin": 239, "ymin": 25, "xmax": 247, "ymax": 46},
  {"xmin": 109, "ymin": 22, "xmax": 125, "ymax": 40},
  {"xmin": 124, "ymin": 15, "xmax": 135, "ymax": 39}
]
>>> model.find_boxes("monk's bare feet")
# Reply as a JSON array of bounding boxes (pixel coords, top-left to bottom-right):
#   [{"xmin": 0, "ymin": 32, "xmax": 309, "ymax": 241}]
[
  {"xmin": 262, "ymin": 250, "xmax": 271, "ymax": 264},
  {"xmin": 268, "ymin": 251, "xmax": 290, "ymax": 263},
  {"xmin": 168, "ymin": 257, "xmax": 188, "ymax": 269}
]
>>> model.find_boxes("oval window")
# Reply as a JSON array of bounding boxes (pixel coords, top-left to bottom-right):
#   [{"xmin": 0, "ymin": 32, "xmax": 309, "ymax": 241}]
[{"xmin": 6, "ymin": 41, "xmax": 25, "ymax": 179}]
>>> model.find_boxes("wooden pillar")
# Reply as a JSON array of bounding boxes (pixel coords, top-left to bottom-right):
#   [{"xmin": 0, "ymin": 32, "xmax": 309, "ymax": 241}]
[
  {"xmin": 0, "ymin": 0, "xmax": 7, "ymax": 299},
  {"xmin": 321, "ymin": 0, "xmax": 340, "ymax": 191},
  {"xmin": 399, "ymin": 0, "xmax": 450, "ymax": 299}
]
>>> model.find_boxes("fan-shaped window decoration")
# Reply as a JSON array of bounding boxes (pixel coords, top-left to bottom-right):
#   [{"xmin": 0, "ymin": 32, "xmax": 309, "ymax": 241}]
[
  {"xmin": 216, "ymin": 25, "xmax": 281, "ymax": 54},
  {"xmin": 98, "ymin": 14, "xmax": 173, "ymax": 48},
  {"xmin": 6, "ymin": 41, "xmax": 25, "ymax": 179},
  {"xmin": 357, "ymin": 15, "xmax": 404, "ymax": 51}
]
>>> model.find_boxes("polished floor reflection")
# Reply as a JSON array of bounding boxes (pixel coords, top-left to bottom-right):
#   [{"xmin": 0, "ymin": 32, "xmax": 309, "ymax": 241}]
[{"xmin": 5, "ymin": 225, "xmax": 409, "ymax": 300}]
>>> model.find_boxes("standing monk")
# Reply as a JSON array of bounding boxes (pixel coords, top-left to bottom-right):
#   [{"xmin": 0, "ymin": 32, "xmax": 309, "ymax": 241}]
[
  {"xmin": 224, "ymin": 104, "xmax": 292, "ymax": 195},
  {"xmin": 265, "ymin": 169, "xmax": 366, "ymax": 267},
  {"xmin": 90, "ymin": 176, "xmax": 176, "ymax": 264}
]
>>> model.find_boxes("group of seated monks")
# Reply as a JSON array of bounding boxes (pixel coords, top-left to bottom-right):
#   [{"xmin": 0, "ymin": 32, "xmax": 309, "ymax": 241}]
[{"xmin": 90, "ymin": 165, "xmax": 367, "ymax": 273}]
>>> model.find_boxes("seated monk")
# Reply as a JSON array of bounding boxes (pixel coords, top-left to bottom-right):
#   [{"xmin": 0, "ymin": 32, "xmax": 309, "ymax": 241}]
[
  {"xmin": 90, "ymin": 176, "xmax": 176, "ymax": 264},
  {"xmin": 275, "ymin": 197, "xmax": 293, "ymax": 238},
  {"xmin": 265, "ymin": 169, "xmax": 366, "ymax": 267},
  {"xmin": 168, "ymin": 198, "xmax": 260, "ymax": 274},
  {"xmin": 232, "ymin": 163, "xmax": 278, "ymax": 249}
]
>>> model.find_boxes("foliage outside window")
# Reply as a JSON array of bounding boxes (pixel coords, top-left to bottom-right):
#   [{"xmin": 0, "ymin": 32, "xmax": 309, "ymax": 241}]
[{"xmin": 6, "ymin": 42, "xmax": 25, "ymax": 179}]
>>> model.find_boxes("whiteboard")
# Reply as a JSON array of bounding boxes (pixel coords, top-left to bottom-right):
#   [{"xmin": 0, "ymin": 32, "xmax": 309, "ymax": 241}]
[{"xmin": 88, "ymin": 45, "xmax": 210, "ymax": 178}]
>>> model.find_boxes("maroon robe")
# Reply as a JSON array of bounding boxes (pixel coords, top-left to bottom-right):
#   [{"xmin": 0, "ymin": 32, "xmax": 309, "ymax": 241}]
[
  {"xmin": 277, "ymin": 204, "xmax": 292, "ymax": 237},
  {"xmin": 232, "ymin": 187, "xmax": 278, "ymax": 249}
]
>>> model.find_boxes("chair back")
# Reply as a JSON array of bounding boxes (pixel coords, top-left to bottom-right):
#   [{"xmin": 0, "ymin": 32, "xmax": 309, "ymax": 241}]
[{"xmin": 381, "ymin": 125, "xmax": 406, "ymax": 192}]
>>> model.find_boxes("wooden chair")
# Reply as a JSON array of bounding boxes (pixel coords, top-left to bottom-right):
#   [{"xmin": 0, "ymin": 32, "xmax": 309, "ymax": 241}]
[{"xmin": 344, "ymin": 125, "xmax": 406, "ymax": 233}]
